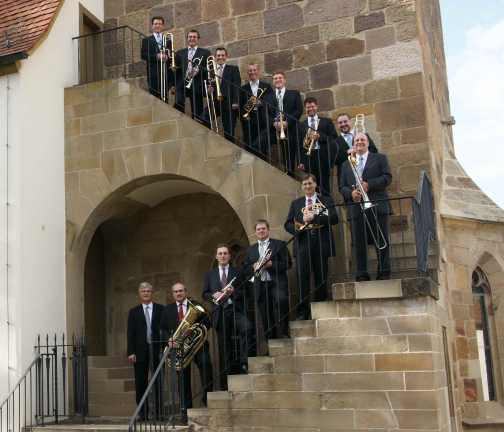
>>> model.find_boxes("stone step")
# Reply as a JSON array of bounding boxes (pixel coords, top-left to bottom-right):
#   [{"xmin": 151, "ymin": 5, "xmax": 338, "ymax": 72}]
[
  {"xmin": 89, "ymin": 378, "xmax": 135, "ymax": 393},
  {"xmin": 289, "ymin": 320, "xmax": 315, "ymax": 337},
  {"xmin": 248, "ymin": 356, "xmax": 274, "ymax": 374},
  {"xmin": 88, "ymin": 402, "xmax": 136, "ymax": 417},
  {"xmin": 354, "ymin": 254, "xmax": 438, "ymax": 272},
  {"xmin": 267, "ymin": 338, "xmax": 294, "ymax": 357},
  {"xmin": 88, "ymin": 366, "xmax": 134, "ymax": 380},
  {"xmin": 89, "ymin": 391, "xmax": 136, "ymax": 405},
  {"xmin": 366, "ymin": 241, "xmax": 437, "ymax": 258},
  {"xmin": 31, "ymin": 426, "xmax": 131, "ymax": 432},
  {"xmin": 88, "ymin": 355, "xmax": 130, "ymax": 369},
  {"xmin": 187, "ymin": 407, "xmax": 210, "ymax": 430},
  {"xmin": 332, "ymin": 278, "xmax": 403, "ymax": 300}
]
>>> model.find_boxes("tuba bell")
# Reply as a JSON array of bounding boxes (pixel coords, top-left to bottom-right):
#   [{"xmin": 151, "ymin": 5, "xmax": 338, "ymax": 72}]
[{"xmin": 165, "ymin": 299, "xmax": 210, "ymax": 370}]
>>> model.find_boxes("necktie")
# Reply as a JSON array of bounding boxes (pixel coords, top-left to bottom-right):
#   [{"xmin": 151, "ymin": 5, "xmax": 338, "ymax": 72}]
[
  {"xmin": 344, "ymin": 133, "xmax": 353, "ymax": 148},
  {"xmin": 357, "ymin": 156, "xmax": 364, "ymax": 177},
  {"xmin": 144, "ymin": 305, "xmax": 152, "ymax": 344},
  {"xmin": 178, "ymin": 303, "xmax": 184, "ymax": 321},
  {"xmin": 217, "ymin": 65, "xmax": 223, "ymax": 84},
  {"xmin": 277, "ymin": 90, "xmax": 283, "ymax": 111},
  {"xmin": 220, "ymin": 268, "xmax": 227, "ymax": 288},
  {"xmin": 309, "ymin": 117, "xmax": 315, "ymax": 129}
]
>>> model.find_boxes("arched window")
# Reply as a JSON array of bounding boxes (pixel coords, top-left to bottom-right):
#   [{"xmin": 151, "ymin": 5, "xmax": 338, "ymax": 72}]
[{"xmin": 472, "ymin": 267, "xmax": 496, "ymax": 401}]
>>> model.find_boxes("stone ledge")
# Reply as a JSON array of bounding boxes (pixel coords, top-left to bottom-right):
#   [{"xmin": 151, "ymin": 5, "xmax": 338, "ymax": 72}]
[{"xmin": 332, "ymin": 276, "xmax": 438, "ymax": 301}]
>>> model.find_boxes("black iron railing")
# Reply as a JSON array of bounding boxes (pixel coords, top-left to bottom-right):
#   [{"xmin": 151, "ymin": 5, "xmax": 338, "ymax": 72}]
[{"xmin": 0, "ymin": 334, "xmax": 88, "ymax": 432}]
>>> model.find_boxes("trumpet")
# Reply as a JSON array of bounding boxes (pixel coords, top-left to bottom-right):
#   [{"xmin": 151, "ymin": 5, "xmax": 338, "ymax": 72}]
[
  {"xmin": 242, "ymin": 87, "xmax": 267, "ymax": 120},
  {"xmin": 249, "ymin": 247, "xmax": 272, "ymax": 283},
  {"xmin": 160, "ymin": 32, "xmax": 175, "ymax": 102},
  {"xmin": 206, "ymin": 56, "xmax": 223, "ymax": 101},
  {"xmin": 185, "ymin": 56, "xmax": 203, "ymax": 89},
  {"xmin": 348, "ymin": 154, "xmax": 388, "ymax": 250},
  {"xmin": 276, "ymin": 112, "xmax": 287, "ymax": 142},
  {"xmin": 212, "ymin": 276, "xmax": 237, "ymax": 305},
  {"xmin": 303, "ymin": 120, "xmax": 319, "ymax": 156},
  {"xmin": 204, "ymin": 79, "xmax": 219, "ymax": 133}
]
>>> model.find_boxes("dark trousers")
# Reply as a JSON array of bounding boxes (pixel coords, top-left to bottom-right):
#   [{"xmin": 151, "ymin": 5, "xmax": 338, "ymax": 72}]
[
  {"xmin": 216, "ymin": 305, "xmax": 252, "ymax": 390},
  {"xmin": 133, "ymin": 345, "xmax": 160, "ymax": 419},
  {"xmin": 204, "ymin": 98, "xmax": 238, "ymax": 142},
  {"xmin": 175, "ymin": 84, "xmax": 205, "ymax": 122},
  {"xmin": 252, "ymin": 280, "xmax": 289, "ymax": 341},
  {"xmin": 179, "ymin": 342, "xmax": 213, "ymax": 412},
  {"xmin": 147, "ymin": 63, "xmax": 174, "ymax": 99},
  {"xmin": 242, "ymin": 110, "xmax": 269, "ymax": 155},
  {"xmin": 351, "ymin": 209, "xmax": 390, "ymax": 278},
  {"xmin": 280, "ymin": 126, "xmax": 300, "ymax": 173},
  {"xmin": 295, "ymin": 236, "xmax": 329, "ymax": 319},
  {"xmin": 302, "ymin": 149, "xmax": 333, "ymax": 195}
]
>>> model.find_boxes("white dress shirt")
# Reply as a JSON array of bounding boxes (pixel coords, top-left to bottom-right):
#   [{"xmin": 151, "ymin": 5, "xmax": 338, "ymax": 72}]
[
  {"xmin": 305, "ymin": 193, "xmax": 318, "ymax": 207},
  {"xmin": 276, "ymin": 87, "xmax": 285, "ymax": 111},
  {"xmin": 343, "ymin": 132, "xmax": 353, "ymax": 148},
  {"xmin": 250, "ymin": 80, "xmax": 259, "ymax": 96},
  {"xmin": 220, "ymin": 264, "xmax": 229, "ymax": 281},
  {"xmin": 258, "ymin": 238, "xmax": 272, "ymax": 281},
  {"xmin": 142, "ymin": 302, "xmax": 153, "ymax": 325},
  {"xmin": 356, "ymin": 151, "xmax": 369, "ymax": 177}
]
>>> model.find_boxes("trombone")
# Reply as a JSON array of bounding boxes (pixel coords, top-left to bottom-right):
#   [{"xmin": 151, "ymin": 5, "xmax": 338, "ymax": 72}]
[
  {"xmin": 242, "ymin": 87, "xmax": 267, "ymax": 120},
  {"xmin": 160, "ymin": 32, "xmax": 175, "ymax": 102},
  {"xmin": 350, "ymin": 113, "xmax": 366, "ymax": 142},
  {"xmin": 204, "ymin": 79, "xmax": 219, "ymax": 133},
  {"xmin": 348, "ymin": 154, "xmax": 388, "ymax": 250},
  {"xmin": 206, "ymin": 56, "xmax": 223, "ymax": 101},
  {"xmin": 185, "ymin": 56, "xmax": 203, "ymax": 89}
]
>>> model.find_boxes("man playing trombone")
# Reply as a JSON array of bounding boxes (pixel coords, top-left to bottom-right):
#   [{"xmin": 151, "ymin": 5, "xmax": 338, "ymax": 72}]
[
  {"xmin": 201, "ymin": 244, "xmax": 252, "ymax": 389},
  {"xmin": 339, "ymin": 132, "xmax": 392, "ymax": 281},
  {"xmin": 141, "ymin": 16, "xmax": 174, "ymax": 98},
  {"xmin": 242, "ymin": 220, "xmax": 292, "ymax": 343},
  {"xmin": 174, "ymin": 29, "xmax": 210, "ymax": 122}
]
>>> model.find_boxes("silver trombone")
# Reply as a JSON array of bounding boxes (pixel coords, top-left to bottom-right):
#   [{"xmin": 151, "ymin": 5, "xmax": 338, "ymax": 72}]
[
  {"xmin": 204, "ymin": 79, "xmax": 219, "ymax": 133},
  {"xmin": 160, "ymin": 32, "xmax": 175, "ymax": 102},
  {"xmin": 185, "ymin": 56, "xmax": 203, "ymax": 89},
  {"xmin": 348, "ymin": 154, "xmax": 388, "ymax": 251}
]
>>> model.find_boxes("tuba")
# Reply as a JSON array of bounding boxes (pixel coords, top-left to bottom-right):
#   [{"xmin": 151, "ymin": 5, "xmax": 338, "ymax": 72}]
[
  {"xmin": 165, "ymin": 299, "xmax": 210, "ymax": 370},
  {"xmin": 242, "ymin": 87, "xmax": 267, "ymax": 120}
]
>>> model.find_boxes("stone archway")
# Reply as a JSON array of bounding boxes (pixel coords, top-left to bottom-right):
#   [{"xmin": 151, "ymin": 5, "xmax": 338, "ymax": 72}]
[{"xmin": 65, "ymin": 77, "xmax": 299, "ymax": 341}]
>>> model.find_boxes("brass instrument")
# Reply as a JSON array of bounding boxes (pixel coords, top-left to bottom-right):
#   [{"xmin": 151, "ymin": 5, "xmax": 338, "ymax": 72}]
[
  {"xmin": 212, "ymin": 276, "xmax": 237, "ymax": 305},
  {"xmin": 185, "ymin": 56, "xmax": 203, "ymax": 89},
  {"xmin": 350, "ymin": 113, "xmax": 366, "ymax": 140},
  {"xmin": 303, "ymin": 118, "xmax": 319, "ymax": 156},
  {"xmin": 294, "ymin": 200, "xmax": 327, "ymax": 231},
  {"xmin": 160, "ymin": 32, "xmax": 175, "ymax": 102},
  {"xmin": 276, "ymin": 112, "xmax": 287, "ymax": 142},
  {"xmin": 348, "ymin": 154, "xmax": 388, "ymax": 250},
  {"xmin": 206, "ymin": 56, "xmax": 223, "ymax": 101},
  {"xmin": 204, "ymin": 79, "xmax": 219, "ymax": 133},
  {"xmin": 249, "ymin": 247, "xmax": 272, "ymax": 283},
  {"xmin": 242, "ymin": 87, "xmax": 267, "ymax": 120},
  {"xmin": 165, "ymin": 299, "xmax": 210, "ymax": 370}
]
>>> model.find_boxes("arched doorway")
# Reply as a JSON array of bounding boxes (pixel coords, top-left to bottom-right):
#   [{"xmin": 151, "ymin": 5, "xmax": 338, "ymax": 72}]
[{"xmin": 81, "ymin": 177, "xmax": 249, "ymax": 356}]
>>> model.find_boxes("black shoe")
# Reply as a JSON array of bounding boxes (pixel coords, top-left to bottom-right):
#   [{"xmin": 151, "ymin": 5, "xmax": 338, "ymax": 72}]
[
  {"xmin": 356, "ymin": 274, "xmax": 371, "ymax": 282},
  {"xmin": 376, "ymin": 272, "xmax": 391, "ymax": 280},
  {"xmin": 240, "ymin": 363, "xmax": 248, "ymax": 374},
  {"xmin": 296, "ymin": 313, "xmax": 310, "ymax": 321}
]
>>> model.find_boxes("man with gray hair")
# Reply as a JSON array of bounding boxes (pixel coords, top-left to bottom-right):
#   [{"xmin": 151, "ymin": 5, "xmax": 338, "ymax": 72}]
[{"xmin": 127, "ymin": 282, "xmax": 164, "ymax": 419}]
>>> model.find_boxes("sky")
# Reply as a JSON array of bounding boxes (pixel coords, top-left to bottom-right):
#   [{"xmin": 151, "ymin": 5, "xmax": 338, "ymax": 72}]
[{"xmin": 440, "ymin": 1, "xmax": 504, "ymax": 209}]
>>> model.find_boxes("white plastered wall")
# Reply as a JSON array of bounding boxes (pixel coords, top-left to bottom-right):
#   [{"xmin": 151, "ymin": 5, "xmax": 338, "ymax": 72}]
[{"xmin": 0, "ymin": 0, "xmax": 104, "ymax": 400}]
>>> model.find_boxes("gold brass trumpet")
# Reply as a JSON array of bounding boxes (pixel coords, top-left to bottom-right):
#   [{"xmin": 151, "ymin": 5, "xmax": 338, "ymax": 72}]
[
  {"xmin": 303, "ymin": 119, "xmax": 319, "ymax": 156},
  {"xmin": 206, "ymin": 56, "xmax": 223, "ymax": 101},
  {"xmin": 185, "ymin": 56, "xmax": 203, "ymax": 89},
  {"xmin": 276, "ymin": 112, "xmax": 287, "ymax": 142},
  {"xmin": 242, "ymin": 87, "xmax": 267, "ymax": 120}
]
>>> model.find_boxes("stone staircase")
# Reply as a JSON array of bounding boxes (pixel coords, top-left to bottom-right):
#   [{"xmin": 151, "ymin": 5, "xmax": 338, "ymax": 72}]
[
  {"xmin": 191, "ymin": 276, "xmax": 450, "ymax": 432},
  {"xmin": 88, "ymin": 356, "xmax": 136, "ymax": 417}
]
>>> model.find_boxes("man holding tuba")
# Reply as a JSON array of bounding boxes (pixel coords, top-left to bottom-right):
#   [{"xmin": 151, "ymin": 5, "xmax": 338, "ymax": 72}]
[
  {"xmin": 240, "ymin": 64, "xmax": 272, "ymax": 154},
  {"xmin": 160, "ymin": 282, "xmax": 213, "ymax": 419},
  {"xmin": 339, "ymin": 132, "xmax": 392, "ymax": 281},
  {"xmin": 242, "ymin": 220, "xmax": 292, "ymax": 342},
  {"xmin": 297, "ymin": 97, "xmax": 338, "ymax": 195},
  {"xmin": 174, "ymin": 29, "xmax": 210, "ymax": 122}
]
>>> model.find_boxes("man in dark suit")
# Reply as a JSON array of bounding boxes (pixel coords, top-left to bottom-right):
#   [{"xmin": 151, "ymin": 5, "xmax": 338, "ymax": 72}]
[
  {"xmin": 239, "ymin": 64, "xmax": 272, "ymax": 155},
  {"xmin": 242, "ymin": 219, "xmax": 292, "ymax": 342},
  {"xmin": 127, "ymin": 282, "xmax": 164, "ymax": 419},
  {"xmin": 174, "ymin": 29, "xmax": 210, "ymax": 122},
  {"xmin": 205, "ymin": 47, "xmax": 241, "ymax": 142},
  {"xmin": 141, "ymin": 16, "xmax": 173, "ymax": 99},
  {"xmin": 297, "ymin": 97, "xmax": 339, "ymax": 195},
  {"xmin": 160, "ymin": 282, "xmax": 213, "ymax": 418},
  {"xmin": 284, "ymin": 174, "xmax": 339, "ymax": 320},
  {"xmin": 334, "ymin": 113, "xmax": 378, "ymax": 183},
  {"xmin": 202, "ymin": 244, "xmax": 252, "ymax": 389},
  {"xmin": 339, "ymin": 132, "xmax": 392, "ymax": 281},
  {"xmin": 264, "ymin": 71, "xmax": 303, "ymax": 174}
]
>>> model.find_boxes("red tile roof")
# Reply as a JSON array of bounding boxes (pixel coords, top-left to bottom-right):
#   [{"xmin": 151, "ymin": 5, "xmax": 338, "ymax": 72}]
[{"xmin": 0, "ymin": 0, "xmax": 62, "ymax": 59}]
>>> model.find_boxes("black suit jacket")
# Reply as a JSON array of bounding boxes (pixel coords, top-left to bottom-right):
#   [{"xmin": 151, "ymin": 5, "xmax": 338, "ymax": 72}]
[
  {"xmin": 202, "ymin": 266, "xmax": 244, "ymax": 326},
  {"xmin": 242, "ymin": 238, "xmax": 292, "ymax": 288},
  {"xmin": 175, "ymin": 47, "xmax": 211, "ymax": 92},
  {"xmin": 264, "ymin": 89, "xmax": 303, "ymax": 125},
  {"xmin": 284, "ymin": 194, "xmax": 339, "ymax": 257},
  {"xmin": 141, "ymin": 35, "xmax": 174, "ymax": 91},
  {"xmin": 220, "ymin": 64, "xmax": 241, "ymax": 105},
  {"xmin": 335, "ymin": 133, "xmax": 378, "ymax": 169},
  {"xmin": 298, "ymin": 117, "xmax": 339, "ymax": 166},
  {"xmin": 339, "ymin": 152, "xmax": 393, "ymax": 220},
  {"xmin": 127, "ymin": 302, "xmax": 164, "ymax": 363}
]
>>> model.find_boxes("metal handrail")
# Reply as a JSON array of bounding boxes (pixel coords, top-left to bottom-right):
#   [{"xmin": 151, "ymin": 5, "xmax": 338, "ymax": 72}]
[
  {"xmin": 72, "ymin": 25, "xmax": 145, "ymax": 40},
  {"xmin": 0, "ymin": 354, "xmax": 40, "ymax": 410}
]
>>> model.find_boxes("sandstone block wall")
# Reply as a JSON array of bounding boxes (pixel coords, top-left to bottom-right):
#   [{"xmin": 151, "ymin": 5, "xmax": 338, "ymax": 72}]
[{"xmin": 104, "ymin": 0, "xmax": 429, "ymax": 195}]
